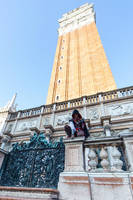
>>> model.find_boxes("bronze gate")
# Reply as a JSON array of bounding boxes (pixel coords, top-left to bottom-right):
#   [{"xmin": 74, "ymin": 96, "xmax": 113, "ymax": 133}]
[{"xmin": 0, "ymin": 133, "xmax": 65, "ymax": 188}]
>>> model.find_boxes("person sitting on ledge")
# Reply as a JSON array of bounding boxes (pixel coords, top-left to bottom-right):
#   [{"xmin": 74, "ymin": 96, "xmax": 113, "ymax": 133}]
[{"xmin": 64, "ymin": 109, "xmax": 89, "ymax": 139}]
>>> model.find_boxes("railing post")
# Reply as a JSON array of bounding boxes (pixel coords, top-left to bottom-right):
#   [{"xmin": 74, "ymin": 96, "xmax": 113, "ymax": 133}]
[
  {"xmin": 50, "ymin": 104, "xmax": 56, "ymax": 126},
  {"xmin": 100, "ymin": 103, "xmax": 105, "ymax": 116},
  {"xmin": 37, "ymin": 106, "xmax": 44, "ymax": 128},
  {"xmin": 29, "ymin": 109, "xmax": 32, "ymax": 116},
  {"xmin": 53, "ymin": 104, "xmax": 56, "ymax": 111},
  {"xmin": 101, "ymin": 116, "xmax": 111, "ymax": 137},
  {"xmin": 100, "ymin": 116, "xmax": 114, "ymax": 169},
  {"xmin": 117, "ymin": 90, "xmax": 122, "ymax": 98},
  {"xmin": 68, "ymin": 101, "xmax": 70, "ymax": 108},
  {"xmin": 98, "ymin": 93, "xmax": 102, "ymax": 102},
  {"xmin": 83, "ymin": 97, "xmax": 87, "ymax": 119},
  {"xmin": 12, "ymin": 111, "xmax": 21, "ymax": 135}
]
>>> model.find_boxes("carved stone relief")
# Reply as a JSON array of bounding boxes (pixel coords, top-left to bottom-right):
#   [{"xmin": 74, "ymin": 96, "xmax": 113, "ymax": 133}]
[
  {"xmin": 90, "ymin": 126, "xmax": 103, "ymax": 130},
  {"xmin": 16, "ymin": 119, "xmax": 38, "ymax": 132},
  {"xmin": 43, "ymin": 117, "xmax": 51, "ymax": 126},
  {"xmin": 111, "ymin": 129, "xmax": 130, "ymax": 136},
  {"xmin": 87, "ymin": 108, "xmax": 100, "ymax": 121},
  {"xmin": 5, "ymin": 123, "xmax": 14, "ymax": 133},
  {"xmin": 55, "ymin": 112, "xmax": 72, "ymax": 126},
  {"xmin": 107, "ymin": 103, "xmax": 133, "ymax": 117},
  {"xmin": 90, "ymin": 132, "xmax": 105, "ymax": 138}
]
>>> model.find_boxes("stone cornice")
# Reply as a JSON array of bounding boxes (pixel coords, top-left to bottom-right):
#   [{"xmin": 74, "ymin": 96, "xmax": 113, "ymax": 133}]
[{"xmin": 58, "ymin": 3, "xmax": 95, "ymax": 35}]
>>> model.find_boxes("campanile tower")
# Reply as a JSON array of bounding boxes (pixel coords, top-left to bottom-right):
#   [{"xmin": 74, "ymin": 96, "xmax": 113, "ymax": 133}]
[{"xmin": 46, "ymin": 3, "xmax": 116, "ymax": 104}]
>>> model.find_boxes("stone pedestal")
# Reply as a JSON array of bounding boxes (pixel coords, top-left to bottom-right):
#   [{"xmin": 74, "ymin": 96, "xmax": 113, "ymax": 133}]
[
  {"xmin": 0, "ymin": 186, "xmax": 59, "ymax": 200},
  {"xmin": 58, "ymin": 136, "xmax": 133, "ymax": 200},
  {"xmin": 58, "ymin": 137, "xmax": 92, "ymax": 200},
  {"xmin": 58, "ymin": 172, "xmax": 91, "ymax": 200},
  {"xmin": 89, "ymin": 173, "xmax": 133, "ymax": 200},
  {"xmin": 64, "ymin": 137, "xmax": 85, "ymax": 172},
  {"xmin": 58, "ymin": 172, "xmax": 133, "ymax": 200}
]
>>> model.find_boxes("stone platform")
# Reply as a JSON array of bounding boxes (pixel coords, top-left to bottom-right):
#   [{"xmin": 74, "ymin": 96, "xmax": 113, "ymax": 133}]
[
  {"xmin": 58, "ymin": 172, "xmax": 133, "ymax": 200},
  {"xmin": 0, "ymin": 186, "xmax": 59, "ymax": 200},
  {"xmin": 57, "ymin": 137, "xmax": 133, "ymax": 200}
]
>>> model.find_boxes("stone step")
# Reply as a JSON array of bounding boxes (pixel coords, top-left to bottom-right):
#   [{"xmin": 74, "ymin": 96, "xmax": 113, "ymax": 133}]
[{"xmin": 0, "ymin": 186, "xmax": 59, "ymax": 200}]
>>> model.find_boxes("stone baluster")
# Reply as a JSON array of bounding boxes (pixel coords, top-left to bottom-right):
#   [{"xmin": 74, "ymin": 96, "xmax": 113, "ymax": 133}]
[
  {"xmin": 100, "ymin": 147, "xmax": 109, "ymax": 171},
  {"xmin": 88, "ymin": 149, "xmax": 97, "ymax": 172},
  {"xmin": 111, "ymin": 146, "xmax": 123, "ymax": 171},
  {"xmin": 117, "ymin": 90, "xmax": 122, "ymax": 98}
]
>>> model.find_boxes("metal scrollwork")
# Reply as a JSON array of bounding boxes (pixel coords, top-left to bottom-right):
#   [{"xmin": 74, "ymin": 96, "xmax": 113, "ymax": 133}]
[{"xmin": 0, "ymin": 132, "xmax": 65, "ymax": 189}]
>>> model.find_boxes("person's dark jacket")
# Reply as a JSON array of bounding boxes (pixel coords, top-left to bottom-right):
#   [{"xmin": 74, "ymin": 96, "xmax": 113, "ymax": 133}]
[{"xmin": 70, "ymin": 109, "xmax": 89, "ymax": 138}]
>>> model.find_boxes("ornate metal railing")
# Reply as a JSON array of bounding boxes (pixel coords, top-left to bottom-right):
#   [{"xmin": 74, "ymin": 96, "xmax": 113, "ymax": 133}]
[
  {"xmin": 9, "ymin": 85, "xmax": 133, "ymax": 121},
  {"xmin": 84, "ymin": 139, "xmax": 127, "ymax": 172},
  {"xmin": 0, "ymin": 133, "xmax": 65, "ymax": 189}
]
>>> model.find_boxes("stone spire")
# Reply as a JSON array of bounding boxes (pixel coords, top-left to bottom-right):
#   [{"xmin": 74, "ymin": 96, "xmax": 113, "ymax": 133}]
[{"xmin": 0, "ymin": 94, "xmax": 17, "ymax": 134}]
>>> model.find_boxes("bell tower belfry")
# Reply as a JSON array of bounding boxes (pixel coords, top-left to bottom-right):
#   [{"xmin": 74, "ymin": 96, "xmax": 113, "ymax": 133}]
[{"xmin": 46, "ymin": 3, "xmax": 116, "ymax": 104}]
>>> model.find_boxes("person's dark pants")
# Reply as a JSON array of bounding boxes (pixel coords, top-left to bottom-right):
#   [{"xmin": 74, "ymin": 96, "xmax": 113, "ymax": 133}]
[
  {"xmin": 64, "ymin": 125, "xmax": 89, "ymax": 138},
  {"xmin": 64, "ymin": 125, "xmax": 77, "ymax": 137}
]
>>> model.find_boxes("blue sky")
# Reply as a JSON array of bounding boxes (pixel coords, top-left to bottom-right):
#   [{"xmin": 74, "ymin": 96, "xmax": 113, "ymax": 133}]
[{"xmin": 0, "ymin": 0, "xmax": 133, "ymax": 109}]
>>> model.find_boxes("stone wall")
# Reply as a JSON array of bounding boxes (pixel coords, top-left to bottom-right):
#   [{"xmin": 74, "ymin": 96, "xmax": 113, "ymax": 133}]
[
  {"xmin": 58, "ymin": 136, "xmax": 133, "ymax": 200},
  {"xmin": 0, "ymin": 86, "xmax": 133, "ymax": 149},
  {"xmin": 0, "ymin": 87, "xmax": 133, "ymax": 199}
]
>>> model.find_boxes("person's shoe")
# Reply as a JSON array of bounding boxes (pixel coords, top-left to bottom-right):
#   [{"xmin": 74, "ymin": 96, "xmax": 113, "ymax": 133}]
[
  {"xmin": 64, "ymin": 125, "xmax": 72, "ymax": 138},
  {"xmin": 66, "ymin": 135, "xmax": 70, "ymax": 139},
  {"xmin": 71, "ymin": 135, "xmax": 74, "ymax": 139}
]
